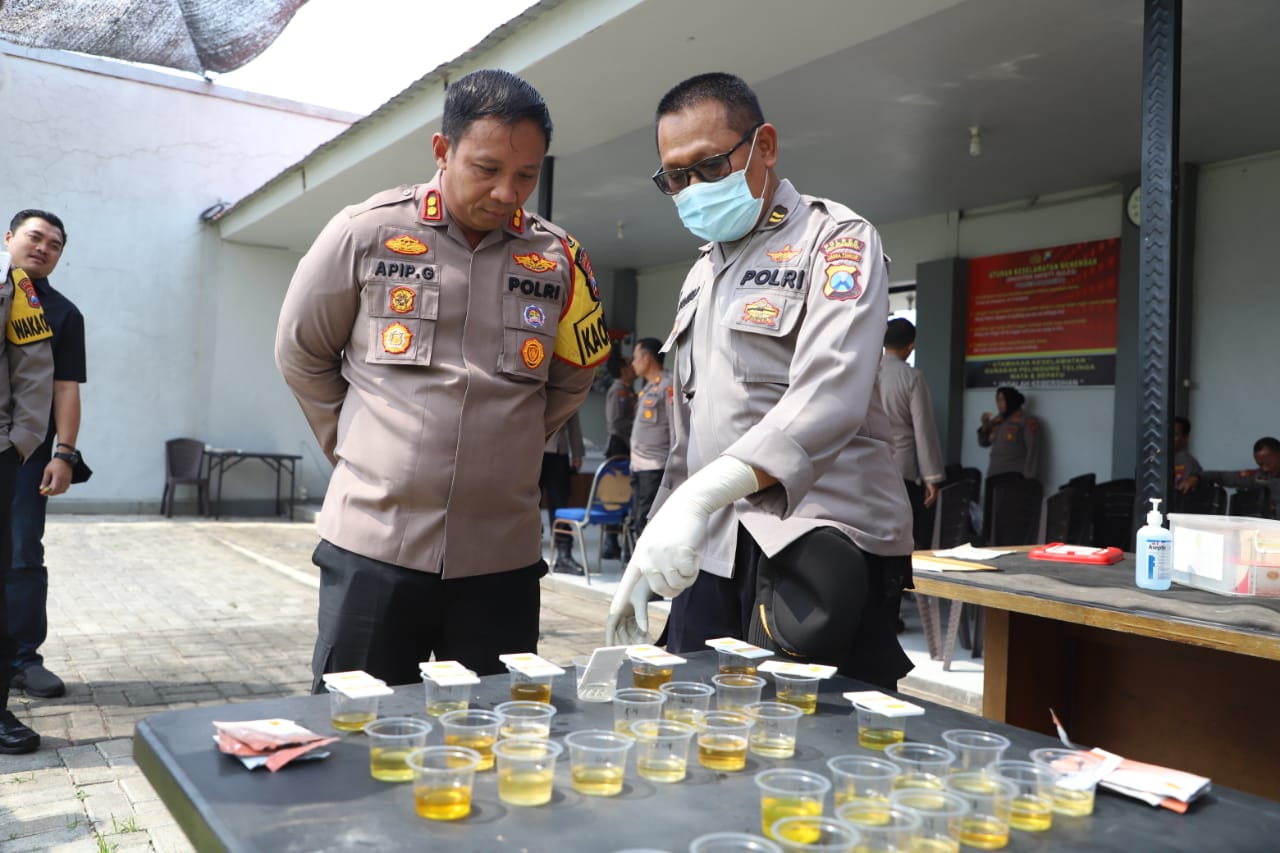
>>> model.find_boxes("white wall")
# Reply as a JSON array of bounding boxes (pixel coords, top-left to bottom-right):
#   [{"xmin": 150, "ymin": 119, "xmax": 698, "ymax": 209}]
[
  {"xmin": 0, "ymin": 46, "xmax": 351, "ymax": 510},
  {"xmin": 635, "ymin": 260, "xmax": 689, "ymax": 344}
]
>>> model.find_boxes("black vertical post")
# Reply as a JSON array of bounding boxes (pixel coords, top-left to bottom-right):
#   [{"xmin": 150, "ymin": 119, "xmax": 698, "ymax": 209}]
[
  {"xmin": 1136, "ymin": 0, "xmax": 1181, "ymax": 514},
  {"xmin": 537, "ymin": 155, "xmax": 555, "ymax": 219}
]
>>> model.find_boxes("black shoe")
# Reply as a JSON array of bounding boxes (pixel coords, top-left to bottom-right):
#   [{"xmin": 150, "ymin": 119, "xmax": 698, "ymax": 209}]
[
  {"xmin": 601, "ymin": 543, "xmax": 622, "ymax": 560},
  {"xmin": 12, "ymin": 664, "xmax": 66, "ymax": 698},
  {"xmin": 555, "ymin": 555, "xmax": 585, "ymax": 576},
  {"xmin": 0, "ymin": 709, "xmax": 40, "ymax": 754}
]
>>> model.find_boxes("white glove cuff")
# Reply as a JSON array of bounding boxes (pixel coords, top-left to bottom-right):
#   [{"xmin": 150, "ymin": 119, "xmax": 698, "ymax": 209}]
[{"xmin": 674, "ymin": 455, "xmax": 760, "ymax": 516}]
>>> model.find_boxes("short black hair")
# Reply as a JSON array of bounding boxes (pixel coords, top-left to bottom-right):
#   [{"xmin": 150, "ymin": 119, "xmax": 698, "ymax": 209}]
[
  {"xmin": 1254, "ymin": 436, "xmax": 1280, "ymax": 454},
  {"xmin": 636, "ymin": 337, "xmax": 665, "ymax": 368},
  {"xmin": 606, "ymin": 344, "xmax": 626, "ymax": 380},
  {"xmin": 9, "ymin": 209, "xmax": 67, "ymax": 247},
  {"xmin": 1173, "ymin": 416, "xmax": 1191, "ymax": 434},
  {"xmin": 997, "ymin": 386, "xmax": 1026, "ymax": 413},
  {"xmin": 655, "ymin": 72, "xmax": 765, "ymax": 138},
  {"xmin": 440, "ymin": 69, "xmax": 552, "ymax": 148},
  {"xmin": 885, "ymin": 318, "xmax": 916, "ymax": 349}
]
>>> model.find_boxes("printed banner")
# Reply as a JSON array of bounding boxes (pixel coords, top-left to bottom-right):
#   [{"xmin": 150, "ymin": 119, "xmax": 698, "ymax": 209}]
[{"xmin": 965, "ymin": 239, "xmax": 1119, "ymax": 387}]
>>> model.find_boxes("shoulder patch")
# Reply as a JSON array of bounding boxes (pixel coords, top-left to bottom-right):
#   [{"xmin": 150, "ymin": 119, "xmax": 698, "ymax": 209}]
[
  {"xmin": 766, "ymin": 205, "xmax": 788, "ymax": 226},
  {"xmin": 350, "ymin": 186, "xmax": 417, "ymax": 217},
  {"xmin": 8, "ymin": 268, "xmax": 54, "ymax": 346},
  {"xmin": 554, "ymin": 235, "xmax": 609, "ymax": 368},
  {"xmin": 421, "ymin": 189, "xmax": 442, "ymax": 221}
]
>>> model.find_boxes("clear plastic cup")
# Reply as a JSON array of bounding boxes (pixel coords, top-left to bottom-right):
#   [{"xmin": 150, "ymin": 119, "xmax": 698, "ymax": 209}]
[
  {"xmin": 755, "ymin": 768, "xmax": 831, "ymax": 840},
  {"xmin": 826, "ymin": 755, "xmax": 900, "ymax": 806},
  {"xmin": 854, "ymin": 706, "xmax": 905, "ymax": 751},
  {"xmin": 713, "ymin": 673, "xmax": 767, "ymax": 712},
  {"xmin": 495, "ymin": 700, "xmax": 558, "ymax": 740},
  {"xmin": 613, "ymin": 687, "xmax": 666, "ymax": 735},
  {"xmin": 421, "ymin": 671, "xmax": 474, "ymax": 717},
  {"xmin": 439, "ymin": 708, "xmax": 502, "ymax": 771},
  {"xmin": 574, "ymin": 654, "xmax": 621, "ymax": 703},
  {"xmin": 631, "ymin": 719, "xmax": 697, "ymax": 783},
  {"xmin": 697, "ymin": 710, "xmax": 755, "ymax": 772},
  {"xmin": 745, "ymin": 701, "xmax": 804, "ymax": 759},
  {"xmin": 718, "ymin": 650, "xmax": 760, "ymax": 676},
  {"xmin": 364, "ymin": 716, "xmax": 432, "ymax": 782},
  {"xmin": 565, "ymin": 729, "xmax": 634, "ymax": 797},
  {"xmin": 987, "ymin": 760, "xmax": 1058, "ymax": 832},
  {"xmin": 771, "ymin": 671, "xmax": 821, "ymax": 716},
  {"xmin": 326, "ymin": 684, "xmax": 379, "ymax": 732},
  {"xmin": 407, "ymin": 745, "xmax": 480, "ymax": 821},
  {"xmin": 941, "ymin": 729, "xmax": 1011, "ymax": 772},
  {"xmin": 1029, "ymin": 748, "xmax": 1108, "ymax": 816},
  {"xmin": 492, "ymin": 737, "xmax": 563, "ymax": 807},
  {"xmin": 834, "ymin": 802, "xmax": 922, "ymax": 851},
  {"xmin": 891, "ymin": 788, "xmax": 970, "ymax": 852},
  {"xmin": 660, "ymin": 681, "xmax": 715, "ymax": 724},
  {"xmin": 884, "ymin": 742, "xmax": 957, "ymax": 790},
  {"xmin": 689, "ymin": 833, "xmax": 783, "ymax": 853},
  {"xmin": 508, "ymin": 667, "xmax": 555, "ymax": 703},
  {"xmin": 946, "ymin": 771, "xmax": 1018, "ymax": 850},
  {"xmin": 632, "ymin": 660, "xmax": 675, "ymax": 690},
  {"xmin": 769, "ymin": 816, "xmax": 859, "ymax": 852}
]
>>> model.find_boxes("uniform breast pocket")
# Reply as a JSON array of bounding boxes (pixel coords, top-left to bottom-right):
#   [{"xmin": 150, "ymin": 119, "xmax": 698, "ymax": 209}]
[
  {"xmin": 664, "ymin": 302, "xmax": 697, "ymax": 391},
  {"xmin": 723, "ymin": 293, "xmax": 803, "ymax": 384},
  {"xmin": 364, "ymin": 280, "xmax": 440, "ymax": 366},
  {"xmin": 499, "ymin": 294, "xmax": 556, "ymax": 382}
]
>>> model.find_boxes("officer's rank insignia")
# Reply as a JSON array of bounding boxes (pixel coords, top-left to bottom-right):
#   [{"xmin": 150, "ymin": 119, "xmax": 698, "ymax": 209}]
[
  {"xmin": 766, "ymin": 244, "xmax": 800, "ymax": 262},
  {"xmin": 385, "ymin": 234, "xmax": 428, "ymax": 255},
  {"xmin": 823, "ymin": 263, "xmax": 863, "ymax": 301},
  {"xmin": 643, "ymin": 409, "xmax": 654, "ymax": 420},
  {"xmin": 820, "ymin": 236, "xmax": 864, "ymax": 263},
  {"xmin": 742, "ymin": 297, "xmax": 782, "ymax": 328},
  {"xmin": 509, "ymin": 208, "xmax": 525, "ymax": 233},
  {"xmin": 514, "ymin": 251, "xmax": 557, "ymax": 273},
  {"xmin": 523, "ymin": 304, "xmax": 546, "ymax": 329},
  {"xmin": 422, "ymin": 190, "xmax": 442, "ymax": 221},
  {"xmin": 6, "ymin": 268, "xmax": 53, "ymax": 346},
  {"xmin": 767, "ymin": 206, "xmax": 788, "ymax": 226},
  {"xmin": 521, "ymin": 337, "xmax": 545, "ymax": 369},
  {"xmin": 389, "ymin": 286, "xmax": 415, "ymax": 314},
  {"xmin": 381, "ymin": 322, "xmax": 412, "ymax": 354}
]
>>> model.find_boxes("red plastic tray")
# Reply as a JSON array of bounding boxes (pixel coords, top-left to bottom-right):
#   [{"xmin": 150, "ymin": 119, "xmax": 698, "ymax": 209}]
[{"xmin": 1028, "ymin": 543, "xmax": 1124, "ymax": 565}]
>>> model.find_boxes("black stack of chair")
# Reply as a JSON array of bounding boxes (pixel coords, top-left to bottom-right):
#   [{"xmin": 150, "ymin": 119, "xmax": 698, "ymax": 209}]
[{"xmin": 1091, "ymin": 478, "xmax": 1137, "ymax": 550}]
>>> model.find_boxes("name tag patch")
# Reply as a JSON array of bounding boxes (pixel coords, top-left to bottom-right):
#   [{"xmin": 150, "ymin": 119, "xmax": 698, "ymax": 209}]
[{"xmin": 371, "ymin": 260, "xmax": 436, "ymax": 281}]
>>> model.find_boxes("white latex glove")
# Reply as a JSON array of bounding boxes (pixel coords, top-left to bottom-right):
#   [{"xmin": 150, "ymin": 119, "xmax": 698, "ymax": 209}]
[
  {"xmin": 605, "ymin": 562, "xmax": 652, "ymax": 646},
  {"xmin": 630, "ymin": 455, "xmax": 760, "ymax": 598}
]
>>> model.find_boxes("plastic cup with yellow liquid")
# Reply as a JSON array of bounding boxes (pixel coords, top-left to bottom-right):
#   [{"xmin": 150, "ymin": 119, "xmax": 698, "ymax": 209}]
[
  {"xmin": 754, "ymin": 768, "xmax": 831, "ymax": 840},
  {"xmin": 493, "ymin": 737, "xmax": 563, "ymax": 807},
  {"xmin": 407, "ymin": 745, "xmax": 481, "ymax": 821},
  {"xmin": 363, "ymin": 717, "xmax": 432, "ymax": 782},
  {"xmin": 439, "ymin": 709, "xmax": 502, "ymax": 771}
]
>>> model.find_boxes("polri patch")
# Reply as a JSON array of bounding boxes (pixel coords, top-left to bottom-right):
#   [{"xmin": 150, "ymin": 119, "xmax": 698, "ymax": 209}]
[
  {"xmin": 385, "ymin": 234, "xmax": 428, "ymax": 255},
  {"xmin": 390, "ymin": 286, "xmax": 416, "ymax": 314},
  {"xmin": 523, "ymin": 304, "xmax": 547, "ymax": 329},
  {"xmin": 742, "ymin": 297, "xmax": 782, "ymax": 328},
  {"xmin": 514, "ymin": 251, "xmax": 557, "ymax": 273},
  {"xmin": 521, "ymin": 337, "xmax": 545, "ymax": 369},
  {"xmin": 822, "ymin": 262, "xmax": 862, "ymax": 301},
  {"xmin": 422, "ymin": 190, "xmax": 442, "ymax": 221},
  {"xmin": 381, "ymin": 322, "xmax": 412, "ymax": 354}
]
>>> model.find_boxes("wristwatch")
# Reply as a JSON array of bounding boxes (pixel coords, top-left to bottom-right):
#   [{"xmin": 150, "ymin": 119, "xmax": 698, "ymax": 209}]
[{"xmin": 53, "ymin": 449, "xmax": 81, "ymax": 466}]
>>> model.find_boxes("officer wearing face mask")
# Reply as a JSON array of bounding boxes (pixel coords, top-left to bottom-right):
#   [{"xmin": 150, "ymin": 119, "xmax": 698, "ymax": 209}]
[{"xmin": 605, "ymin": 73, "xmax": 914, "ymax": 689}]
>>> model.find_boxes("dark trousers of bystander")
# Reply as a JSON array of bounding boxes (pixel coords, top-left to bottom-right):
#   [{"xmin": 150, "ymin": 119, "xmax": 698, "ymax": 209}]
[
  {"xmin": 902, "ymin": 480, "xmax": 933, "ymax": 552},
  {"xmin": 539, "ymin": 452, "xmax": 572, "ymax": 544},
  {"xmin": 631, "ymin": 469, "xmax": 664, "ymax": 539},
  {"xmin": 0, "ymin": 448, "xmax": 22, "ymax": 710},
  {"xmin": 309, "ymin": 540, "xmax": 546, "ymax": 692},
  {"xmin": 7, "ymin": 434, "xmax": 52, "ymax": 673}
]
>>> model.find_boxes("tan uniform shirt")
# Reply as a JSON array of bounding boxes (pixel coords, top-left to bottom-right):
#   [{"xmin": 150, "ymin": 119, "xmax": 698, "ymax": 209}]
[
  {"xmin": 878, "ymin": 353, "xmax": 945, "ymax": 485},
  {"xmin": 630, "ymin": 372, "xmax": 673, "ymax": 473},
  {"xmin": 605, "ymin": 379, "xmax": 636, "ymax": 447},
  {"xmin": 276, "ymin": 174, "xmax": 608, "ymax": 578},
  {"xmin": 545, "ymin": 412, "xmax": 584, "ymax": 458},
  {"xmin": 657, "ymin": 179, "xmax": 913, "ymax": 577},
  {"xmin": 977, "ymin": 410, "xmax": 1040, "ymax": 479},
  {"xmin": 1, "ymin": 267, "xmax": 55, "ymax": 460}
]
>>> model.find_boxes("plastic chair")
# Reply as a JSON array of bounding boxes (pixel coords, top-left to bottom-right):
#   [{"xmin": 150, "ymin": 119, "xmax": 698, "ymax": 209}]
[
  {"xmin": 161, "ymin": 438, "xmax": 209, "ymax": 517},
  {"xmin": 1170, "ymin": 483, "xmax": 1227, "ymax": 515},
  {"xmin": 551, "ymin": 456, "xmax": 631, "ymax": 583},
  {"xmin": 1228, "ymin": 486, "xmax": 1272, "ymax": 519},
  {"xmin": 988, "ymin": 476, "xmax": 1043, "ymax": 546},
  {"xmin": 915, "ymin": 480, "xmax": 976, "ymax": 662},
  {"xmin": 1091, "ymin": 478, "xmax": 1137, "ymax": 549},
  {"xmin": 1038, "ymin": 486, "xmax": 1078, "ymax": 543}
]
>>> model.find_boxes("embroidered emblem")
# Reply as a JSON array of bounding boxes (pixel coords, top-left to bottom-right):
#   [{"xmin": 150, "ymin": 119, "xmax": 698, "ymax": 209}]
[
  {"xmin": 389, "ymin": 286, "xmax": 415, "ymax": 314},
  {"xmin": 422, "ymin": 190, "xmax": 442, "ymax": 221},
  {"xmin": 381, "ymin": 322, "xmax": 412, "ymax": 354},
  {"xmin": 521, "ymin": 337, "xmax": 545, "ymax": 369},
  {"xmin": 767, "ymin": 206, "xmax": 788, "ymax": 226},
  {"xmin": 509, "ymin": 208, "xmax": 525, "ymax": 233},
  {"xmin": 644, "ymin": 409, "xmax": 654, "ymax": 420},
  {"xmin": 820, "ymin": 236, "xmax": 865, "ymax": 263},
  {"xmin": 17, "ymin": 274, "xmax": 40, "ymax": 307},
  {"xmin": 822, "ymin": 262, "xmax": 863, "ymax": 301},
  {"xmin": 523, "ymin": 304, "xmax": 546, "ymax": 328},
  {"xmin": 513, "ymin": 251, "xmax": 557, "ymax": 273},
  {"xmin": 576, "ymin": 243, "xmax": 599, "ymax": 300},
  {"xmin": 742, "ymin": 297, "xmax": 782, "ymax": 328},
  {"xmin": 766, "ymin": 244, "xmax": 800, "ymax": 263},
  {"xmin": 384, "ymin": 234, "xmax": 428, "ymax": 255}
]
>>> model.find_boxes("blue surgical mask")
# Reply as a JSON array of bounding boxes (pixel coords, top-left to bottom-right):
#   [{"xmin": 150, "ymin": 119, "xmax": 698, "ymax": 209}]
[{"xmin": 672, "ymin": 131, "xmax": 764, "ymax": 243}]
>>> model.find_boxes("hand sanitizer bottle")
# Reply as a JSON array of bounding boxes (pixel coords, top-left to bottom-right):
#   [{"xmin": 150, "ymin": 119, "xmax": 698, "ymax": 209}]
[{"xmin": 1135, "ymin": 497, "xmax": 1172, "ymax": 590}]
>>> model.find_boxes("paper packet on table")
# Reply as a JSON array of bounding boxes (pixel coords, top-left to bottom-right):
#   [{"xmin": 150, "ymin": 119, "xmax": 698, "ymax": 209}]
[
  {"xmin": 213, "ymin": 719, "xmax": 338, "ymax": 773},
  {"xmin": 1091, "ymin": 748, "xmax": 1212, "ymax": 812}
]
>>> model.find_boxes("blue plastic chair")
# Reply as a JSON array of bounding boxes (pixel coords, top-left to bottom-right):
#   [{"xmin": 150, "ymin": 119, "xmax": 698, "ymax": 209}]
[{"xmin": 551, "ymin": 456, "xmax": 632, "ymax": 583}]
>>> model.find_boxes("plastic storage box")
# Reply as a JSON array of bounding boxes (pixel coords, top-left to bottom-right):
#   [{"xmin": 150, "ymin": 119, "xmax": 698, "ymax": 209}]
[{"xmin": 1168, "ymin": 513, "xmax": 1280, "ymax": 597}]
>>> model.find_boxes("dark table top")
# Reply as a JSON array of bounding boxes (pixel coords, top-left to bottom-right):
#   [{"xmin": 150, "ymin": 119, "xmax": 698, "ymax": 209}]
[{"xmin": 133, "ymin": 652, "xmax": 1280, "ymax": 852}]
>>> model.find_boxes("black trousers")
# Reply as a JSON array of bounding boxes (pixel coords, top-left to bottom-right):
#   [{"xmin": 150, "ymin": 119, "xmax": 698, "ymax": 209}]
[
  {"xmin": 0, "ymin": 448, "xmax": 22, "ymax": 710},
  {"xmin": 903, "ymin": 480, "xmax": 934, "ymax": 551},
  {"xmin": 539, "ymin": 452, "xmax": 572, "ymax": 544},
  {"xmin": 310, "ymin": 540, "xmax": 546, "ymax": 693},
  {"xmin": 605, "ymin": 435, "xmax": 629, "ymax": 459},
  {"xmin": 631, "ymin": 469, "xmax": 664, "ymax": 538},
  {"xmin": 664, "ymin": 525, "xmax": 913, "ymax": 690}
]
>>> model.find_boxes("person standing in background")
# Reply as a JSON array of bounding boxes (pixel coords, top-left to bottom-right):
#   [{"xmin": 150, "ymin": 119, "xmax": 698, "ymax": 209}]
[
  {"xmin": 628, "ymin": 337, "xmax": 672, "ymax": 540},
  {"xmin": 601, "ymin": 346, "xmax": 636, "ymax": 560},
  {"xmin": 977, "ymin": 386, "xmax": 1040, "ymax": 480},
  {"xmin": 1172, "ymin": 416, "xmax": 1202, "ymax": 490},
  {"xmin": 543, "ymin": 412, "xmax": 585, "ymax": 575}
]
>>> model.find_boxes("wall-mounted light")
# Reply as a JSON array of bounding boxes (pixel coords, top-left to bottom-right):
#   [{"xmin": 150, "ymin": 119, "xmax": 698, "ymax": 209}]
[{"xmin": 969, "ymin": 126, "xmax": 982, "ymax": 157}]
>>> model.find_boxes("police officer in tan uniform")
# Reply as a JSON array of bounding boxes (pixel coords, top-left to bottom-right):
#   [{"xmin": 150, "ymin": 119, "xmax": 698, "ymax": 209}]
[
  {"xmin": 977, "ymin": 386, "xmax": 1040, "ymax": 479},
  {"xmin": 277, "ymin": 70, "xmax": 608, "ymax": 688},
  {"xmin": 543, "ymin": 413, "xmax": 585, "ymax": 574},
  {"xmin": 880, "ymin": 318, "xmax": 945, "ymax": 550},
  {"xmin": 0, "ymin": 257, "xmax": 55, "ymax": 753},
  {"xmin": 1180, "ymin": 436, "xmax": 1280, "ymax": 518},
  {"xmin": 607, "ymin": 73, "xmax": 914, "ymax": 689},
  {"xmin": 629, "ymin": 337, "xmax": 672, "ymax": 539}
]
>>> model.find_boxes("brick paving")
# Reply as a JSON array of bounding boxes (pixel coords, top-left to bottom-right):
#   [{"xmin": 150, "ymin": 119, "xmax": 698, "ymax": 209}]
[{"xmin": 2, "ymin": 516, "xmax": 635, "ymax": 852}]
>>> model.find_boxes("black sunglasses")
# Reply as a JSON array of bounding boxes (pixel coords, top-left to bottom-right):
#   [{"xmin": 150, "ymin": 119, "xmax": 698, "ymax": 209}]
[{"xmin": 651, "ymin": 123, "xmax": 763, "ymax": 195}]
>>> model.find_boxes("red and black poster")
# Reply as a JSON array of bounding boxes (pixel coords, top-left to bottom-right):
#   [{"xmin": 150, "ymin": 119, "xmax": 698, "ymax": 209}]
[{"xmin": 964, "ymin": 239, "xmax": 1119, "ymax": 387}]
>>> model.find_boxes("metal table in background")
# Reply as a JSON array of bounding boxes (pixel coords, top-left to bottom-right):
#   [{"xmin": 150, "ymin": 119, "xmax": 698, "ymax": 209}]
[
  {"xmin": 204, "ymin": 449, "xmax": 303, "ymax": 520},
  {"xmin": 133, "ymin": 651, "xmax": 1280, "ymax": 852}
]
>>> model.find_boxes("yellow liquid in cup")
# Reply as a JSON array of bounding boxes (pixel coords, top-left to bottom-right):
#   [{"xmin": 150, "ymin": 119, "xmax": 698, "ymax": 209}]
[
  {"xmin": 444, "ymin": 734, "xmax": 496, "ymax": 771},
  {"xmin": 414, "ymin": 786, "xmax": 471, "ymax": 820},
  {"xmin": 500, "ymin": 722, "xmax": 551, "ymax": 740},
  {"xmin": 719, "ymin": 664, "xmax": 757, "ymax": 676},
  {"xmin": 760, "ymin": 796, "xmax": 822, "ymax": 839},
  {"xmin": 426, "ymin": 699, "xmax": 468, "ymax": 718},
  {"xmin": 950, "ymin": 775, "xmax": 999, "ymax": 796},
  {"xmin": 1009, "ymin": 796, "xmax": 1053, "ymax": 831},
  {"xmin": 913, "ymin": 838, "xmax": 961, "ymax": 853},
  {"xmin": 750, "ymin": 732, "xmax": 797, "ymax": 759},
  {"xmin": 369, "ymin": 747, "xmax": 415, "ymax": 782},
  {"xmin": 571, "ymin": 764, "xmax": 625, "ymax": 796},
  {"xmin": 637, "ymin": 756, "xmax": 688, "ymax": 783},
  {"xmin": 960, "ymin": 815, "xmax": 1010, "ymax": 850},
  {"xmin": 615, "ymin": 719, "xmax": 647, "ymax": 735},
  {"xmin": 834, "ymin": 791, "xmax": 889, "ymax": 809},
  {"xmin": 1053, "ymin": 786, "xmax": 1095, "ymax": 816},
  {"xmin": 510, "ymin": 682, "xmax": 552, "ymax": 703},
  {"xmin": 842, "ymin": 805, "xmax": 892, "ymax": 827},
  {"xmin": 665, "ymin": 708, "xmax": 703, "ymax": 726},
  {"xmin": 697, "ymin": 734, "xmax": 749, "ymax": 771},
  {"xmin": 632, "ymin": 667, "xmax": 674, "ymax": 690},
  {"xmin": 893, "ymin": 773, "xmax": 945, "ymax": 791},
  {"xmin": 331, "ymin": 711, "xmax": 376, "ymax": 732},
  {"xmin": 858, "ymin": 726, "xmax": 904, "ymax": 750},
  {"xmin": 497, "ymin": 766, "xmax": 555, "ymax": 806},
  {"xmin": 776, "ymin": 688, "xmax": 818, "ymax": 715}
]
